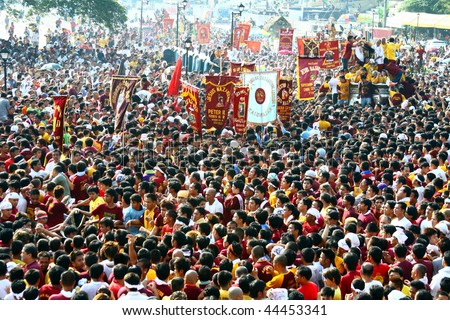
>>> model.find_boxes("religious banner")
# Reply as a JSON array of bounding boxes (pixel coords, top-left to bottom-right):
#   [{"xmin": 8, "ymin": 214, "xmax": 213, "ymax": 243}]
[
  {"xmin": 238, "ymin": 23, "xmax": 251, "ymax": 43},
  {"xmin": 296, "ymin": 38, "xmax": 319, "ymax": 57},
  {"xmin": 181, "ymin": 82, "xmax": 202, "ymax": 136},
  {"xmin": 246, "ymin": 41, "xmax": 261, "ymax": 54},
  {"xmin": 110, "ymin": 76, "xmax": 139, "ymax": 131},
  {"xmin": 241, "ymin": 72, "xmax": 278, "ymax": 124},
  {"xmin": 52, "ymin": 95, "xmax": 68, "ymax": 151},
  {"xmin": 230, "ymin": 62, "xmax": 256, "ymax": 77},
  {"xmin": 205, "ymin": 76, "xmax": 240, "ymax": 130},
  {"xmin": 232, "ymin": 86, "xmax": 250, "ymax": 135},
  {"xmin": 197, "ymin": 23, "xmax": 210, "ymax": 44},
  {"xmin": 279, "ymin": 28, "xmax": 294, "ymax": 52},
  {"xmin": 233, "ymin": 26, "xmax": 244, "ymax": 49},
  {"xmin": 319, "ymin": 40, "xmax": 340, "ymax": 69},
  {"xmin": 277, "ymin": 78, "xmax": 294, "ymax": 122},
  {"xmin": 163, "ymin": 18, "xmax": 174, "ymax": 33},
  {"xmin": 296, "ymin": 57, "xmax": 323, "ymax": 100}
]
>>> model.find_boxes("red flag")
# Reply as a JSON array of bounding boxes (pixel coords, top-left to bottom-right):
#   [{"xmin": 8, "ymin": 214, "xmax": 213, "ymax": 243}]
[
  {"xmin": 233, "ymin": 26, "xmax": 243, "ymax": 49},
  {"xmin": 229, "ymin": 62, "xmax": 256, "ymax": 77},
  {"xmin": 238, "ymin": 23, "xmax": 251, "ymax": 42},
  {"xmin": 246, "ymin": 41, "xmax": 261, "ymax": 54},
  {"xmin": 319, "ymin": 40, "xmax": 340, "ymax": 69},
  {"xmin": 168, "ymin": 57, "xmax": 182, "ymax": 96},
  {"xmin": 197, "ymin": 24, "xmax": 210, "ymax": 44},
  {"xmin": 52, "ymin": 96, "xmax": 68, "ymax": 151},
  {"xmin": 110, "ymin": 76, "xmax": 139, "ymax": 131},
  {"xmin": 296, "ymin": 57, "xmax": 323, "ymax": 100}
]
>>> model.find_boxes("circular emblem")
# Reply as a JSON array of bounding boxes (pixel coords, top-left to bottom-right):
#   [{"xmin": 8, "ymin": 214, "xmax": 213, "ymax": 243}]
[{"xmin": 255, "ymin": 88, "xmax": 266, "ymax": 104}]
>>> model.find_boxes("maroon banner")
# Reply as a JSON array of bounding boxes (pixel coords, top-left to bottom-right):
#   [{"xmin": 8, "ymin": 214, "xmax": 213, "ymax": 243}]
[
  {"xmin": 52, "ymin": 96, "xmax": 68, "ymax": 151},
  {"xmin": 277, "ymin": 78, "xmax": 294, "ymax": 122},
  {"xmin": 205, "ymin": 76, "xmax": 240, "ymax": 130},
  {"xmin": 319, "ymin": 40, "xmax": 340, "ymax": 69},
  {"xmin": 230, "ymin": 62, "xmax": 256, "ymax": 77},
  {"xmin": 296, "ymin": 57, "xmax": 323, "ymax": 100},
  {"xmin": 279, "ymin": 28, "xmax": 294, "ymax": 52},
  {"xmin": 296, "ymin": 38, "xmax": 319, "ymax": 57},
  {"xmin": 232, "ymin": 86, "xmax": 250, "ymax": 135},
  {"xmin": 110, "ymin": 76, "xmax": 139, "ymax": 131},
  {"xmin": 181, "ymin": 82, "xmax": 202, "ymax": 136},
  {"xmin": 233, "ymin": 26, "xmax": 243, "ymax": 49},
  {"xmin": 163, "ymin": 18, "xmax": 174, "ymax": 33},
  {"xmin": 238, "ymin": 23, "xmax": 251, "ymax": 43},
  {"xmin": 197, "ymin": 23, "xmax": 210, "ymax": 44}
]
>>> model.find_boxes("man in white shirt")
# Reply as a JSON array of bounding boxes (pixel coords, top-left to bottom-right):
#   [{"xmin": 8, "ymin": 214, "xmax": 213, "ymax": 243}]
[
  {"xmin": 204, "ymin": 187, "xmax": 223, "ymax": 214},
  {"xmin": 392, "ymin": 202, "xmax": 412, "ymax": 230},
  {"xmin": 79, "ymin": 264, "xmax": 109, "ymax": 300},
  {"xmin": 430, "ymin": 158, "xmax": 447, "ymax": 182},
  {"xmin": 430, "ymin": 251, "xmax": 450, "ymax": 297},
  {"xmin": 372, "ymin": 39, "xmax": 385, "ymax": 71}
]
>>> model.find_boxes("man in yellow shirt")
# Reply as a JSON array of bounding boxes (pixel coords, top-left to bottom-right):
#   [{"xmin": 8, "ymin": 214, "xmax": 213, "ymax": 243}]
[
  {"xmin": 386, "ymin": 37, "xmax": 398, "ymax": 62},
  {"xmin": 265, "ymin": 255, "xmax": 297, "ymax": 289}
]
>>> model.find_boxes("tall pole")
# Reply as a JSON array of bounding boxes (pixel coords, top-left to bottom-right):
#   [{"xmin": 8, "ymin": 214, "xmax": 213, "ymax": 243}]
[
  {"xmin": 176, "ymin": 6, "xmax": 179, "ymax": 47},
  {"xmin": 383, "ymin": 0, "xmax": 387, "ymax": 27},
  {"xmin": 372, "ymin": 11, "xmax": 374, "ymax": 40},
  {"xmin": 416, "ymin": 13, "xmax": 420, "ymax": 41},
  {"xmin": 140, "ymin": 0, "xmax": 143, "ymax": 44},
  {"xmin": 3, "ymin": 61, "xmax": 6, "ymax": 92},
  {"xmin": 230, "ymin": 14, "xmax": 234, "ymax": 47},
  {"xmin": 185, "ymin": 47, "xmax": 189, "ymax": 77}
]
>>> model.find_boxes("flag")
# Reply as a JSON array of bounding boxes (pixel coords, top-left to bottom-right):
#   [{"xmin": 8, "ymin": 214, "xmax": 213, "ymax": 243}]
[
  {"xmin": 205, "ymin": 76, "xmax": 240, "ymax": 130},
  {"xmin": 319, "ymin": 40, "xmax": 340, "ymax": 69},
  {"xmin": 296, "ymin": 57, "xmax": 323, "ymax": 100},
  {"xmin": 246, "ymin": 41, "xmax": 261, "ymax": 54},
  {"xmin": 238, "ymin": 23, "xmax": 251, "ymax": 43},
  {"xmin": 181, "ymin": 82, "xmax": 202, "ymax": 136},
  {"xmin": 163, "ymin": 18, "xmax": 174, "ymax": 32},
  {"xmin": 230, "ymin": 62, "xmax": 256, "ymax": 77},
  {"xmin": 279, "ymin": 28, "xmax": 294, "ymax": 52},
  {"xmin": 52, "ymin": 96, "xmax": 68, "ymax": 151},
  {"xmin": 110, "ymin": 76, "xmax": 139, "ymax": 131},
  {"xmin": 233, "ymin": 26, "xmax": 243, "ymax": 49},
  {"xmin": 277, "ymin": 77, "xmax": 294, "ymax": 122},
  {"xmin": 297, "ymin": 38, "xmax": 319, "ymax": 57},
  {"xmin": 197, "ymin": 24, "xmax": 210, "ymax": 44},
  {"xmin": 232, "ymin": 86, "xmax": 250, "ymax": 135},
  {"xmin": 241, "ymin": 72, "xmax": 278, "ymax": 124},
  {"xmin": 168, "ymin": 57, "xmax": 182, "ymax": 96}
]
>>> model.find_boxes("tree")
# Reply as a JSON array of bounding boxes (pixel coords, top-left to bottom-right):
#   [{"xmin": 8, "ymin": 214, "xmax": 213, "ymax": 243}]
[
  {"xmin": 401, "ymin": 0, "xmax": 450, "ymax": 14},
  {"xmin": 2, "ymin": 0, "xmax": 127, "ymax": 30}
]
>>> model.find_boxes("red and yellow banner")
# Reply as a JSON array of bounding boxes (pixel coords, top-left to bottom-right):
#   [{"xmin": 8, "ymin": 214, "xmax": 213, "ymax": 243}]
[
  {"xmin": 319, "ymin": 40, "xmax": 340, "ymax": 69},
  {"xmin": 163, "ymin": 18, "xmax": 174, "ymax": 33},
  {"xmin": 277, "ymin": 78, "xmax": 294, "ymax": 122},
  {"xmin": 205, "ymin": 76, "xmax": 240, "ymax": 130},
  {"xmin": 279, "ymin": 28, "xmax": 294, "ymax": 52},
  {"xmin": 110, "ymin": 76, "xmax": 139, "ymax": 131},
  {"xmin": 181, "ymin": 82, "xmax": 202, "ymax": 136},
  {"xmin": 296, "ymin": 38, "xmax": 319, "ymax": 57},
  {"xmin": 52, "ymin": 96, "xmax": 68, "ymax": 151},
  {"xmin": 232, "ymin": 86, "xmax": 250, "ymax": 135},
  {"xmin": 197, "ymin": 24, "xmax": 210, "ymax": 44},
  {"xmin": 238, "ymin": 23, "xmax": 251, "ymax": 43},
  {"xmin": 246, "ymin": 41, "xmax": 261, "ymax": 53},
  {"xmin": 230, "ymin": 62, "xmax": 256, "ymax": 77},
  {"xmin": 296, "ymin": 57, "xmax": 323, "ymax": 100}
]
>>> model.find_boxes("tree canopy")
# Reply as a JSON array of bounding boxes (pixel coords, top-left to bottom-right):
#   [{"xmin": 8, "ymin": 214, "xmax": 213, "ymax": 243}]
[
  {"xmin": 2, "ymin": 0, "xmax": 128, "ymax": 30},
  {"xmin": 401, "ymin": 0, "xmax": 450, "ymax": 14}
]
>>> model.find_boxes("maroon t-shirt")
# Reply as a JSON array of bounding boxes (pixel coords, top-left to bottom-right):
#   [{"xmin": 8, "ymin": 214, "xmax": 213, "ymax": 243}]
[
  {"xmin": 47, "ymin": 200, "xmax": 68, "ymax": 228},
  {"xmin": 70, "ymin": 174, "xmax": 89, "ymax": 202},
  {"xmin": 183, "ymin": 284, "xmax": 203, "ymax": 300},
  {"xmin": 91, "ymin": 203, "xmax": 123, "ymax": 221},
  {"xmin": 49, "ymin": 293, "xmax": 71, "ymax": 300},
  {"xmin": 39, "ymin": 284, "xmax": 61, "ymax": 300}
]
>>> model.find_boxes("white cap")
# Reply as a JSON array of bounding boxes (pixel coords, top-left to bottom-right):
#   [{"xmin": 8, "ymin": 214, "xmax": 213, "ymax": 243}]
[
  {"xmin": 305, "ymin": 170, "xmax": 317, "ymax": 178},
  {"xmin": 0, "ymin": 202, "xmax": 13, "ymax": 210},
  {"xmin": 344, "ymin": 232, "xmax": 360, "ymax": 248},
  {"xmin": 379, "ymin": 133, "xmax": 388, "ymax": 139},
  {"xmin": 8, "ymin": 192, "xmax": 20, "ymax": 200},
  {"xmin": 392, "ymin": 230, "xmax": 408, "ymax": 244},
  {"xmin": 306, "ymin": 208, "xmax": 320, "ymax": 220}
]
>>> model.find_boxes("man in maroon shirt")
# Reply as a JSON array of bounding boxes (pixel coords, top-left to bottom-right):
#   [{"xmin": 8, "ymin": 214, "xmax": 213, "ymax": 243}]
[
  {"xmin": 0, "ymin": 201, "xmax": 15, "ymax": 223},
  {"xmin": 70, "ymin": 162, "xmax": 89, "ymax": 203},
  {"xmin": 341, "ymin": 35, "xmax": 355, "ymax": 70},
  {"xmin": 49, "ymin": 270, "xmax": 78, "ymax": 300},
  {"xmin": 223, "ymin": 180, "xmax": 245, "ymax": 224},
  {"xmin": 39, "ymin": 265, "xmax": 64, "ymax": 300},
  {"xmin": 251, "ymin": 245, "xmax": 274, "ymax": 283},
  {"xmin": 340, "ymin": 252, "xmax": 361, "ymax": 297},
  {"xmin": 22, "ymin": 243, "xmax": 44, "ymax": 287}
]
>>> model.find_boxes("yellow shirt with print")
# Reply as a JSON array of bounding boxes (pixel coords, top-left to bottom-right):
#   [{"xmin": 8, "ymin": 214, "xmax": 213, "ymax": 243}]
[{"xmin": 90, "ymin": 196, "xmax": 106, "ymax": 221}]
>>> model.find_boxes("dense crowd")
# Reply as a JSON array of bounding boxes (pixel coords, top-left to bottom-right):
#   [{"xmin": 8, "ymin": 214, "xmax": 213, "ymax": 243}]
[{"xmin": 0, "ymin": 13, "xmax": 449, "ymax": 301}]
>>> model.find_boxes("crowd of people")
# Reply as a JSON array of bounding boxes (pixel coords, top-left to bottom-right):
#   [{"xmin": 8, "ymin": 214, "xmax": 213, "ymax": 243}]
[{"xmin": 0, "ymin": 11, "xmax": 449, "ymax": 301}]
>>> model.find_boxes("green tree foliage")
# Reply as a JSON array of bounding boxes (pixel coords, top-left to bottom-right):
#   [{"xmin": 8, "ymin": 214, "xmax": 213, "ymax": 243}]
[
  {"xmin": 3, "ymin": 0, "xmax": 127, "ymax": 30},
  {"xmin": 401, "ymin": 0, "xmax": 450, "ymax": 14}
]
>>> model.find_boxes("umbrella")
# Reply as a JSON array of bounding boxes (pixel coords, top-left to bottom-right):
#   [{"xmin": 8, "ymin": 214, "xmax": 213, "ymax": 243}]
[
  {"xmin": 337, "ymin": 14, "xmax": 357, "ymax": 23},
  {"xmin": 41, "ymin": 63, "xmax": 62, "ymax": 70},
  {"xmin": 278, "ymin": 50, "xmax": 293, "ymax": 55}
]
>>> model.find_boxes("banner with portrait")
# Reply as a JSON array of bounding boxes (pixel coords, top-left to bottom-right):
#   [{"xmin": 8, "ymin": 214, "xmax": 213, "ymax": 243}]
[
  {"xmin": 241, "ymin": 72, "xmax": 278, "ymax": 124},
  {"xmin": 110, "ymin": 76, "xmax": 139, "ymax": 131},
  {"xmin": 205, "ymin": 76, "xmax": 240, "ymax": 130},
  {"xmin": 233, "ymin": 26, "xmax": 244, "ymax": 49},
  {"xmin": 238, "ymin": 23, "xmax": 251, "ymax": 43},
  {"xmin": 197, "ymin": 23, "xmax": 210, "ymax": 44},
  {"xmin": 52, "ymin": 96, "xmax": 68, "ymax": 151},
  {"xmin": 296, "ymin": 57, "xmax": 323, "ymax": 100},
  {"xmin": 319, "ymin": 40, "xmax": 340, "ymax": 69},
  {"xmin": 277, "ymin": 78, "xmax": 294, "ymax": 122},
  {"xmin": 163, "ymin": 18, "xmax": 174, "ymax": 33},
  {"xmin": 232, "ymin": 86, "xmax": 250, "ymax": 135},
  {"xmin": 279, "ymin": 28, "xmax": 294, "ymax": 52},
  {"xmin": 296, "ymin": 38, "xmax": 319, "ymax": 57},
  {"xmin": 181, "ymin": 82, "xmax": 202, "ymax": 136},
  {"xmin": 230, "ymin": 62, "xmax": 256, "ymax": 77}
]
